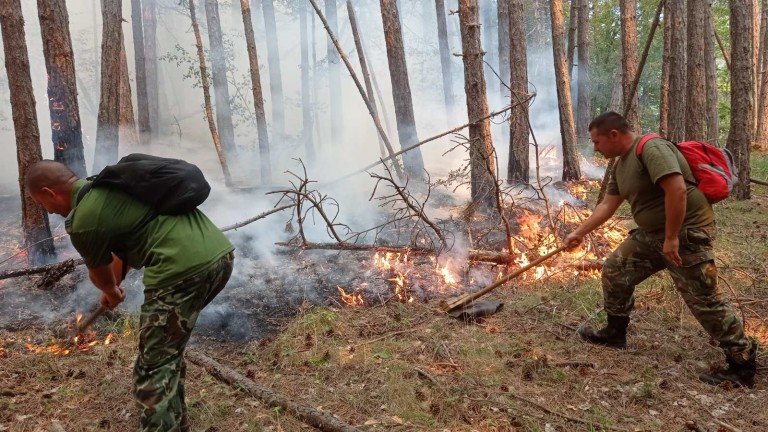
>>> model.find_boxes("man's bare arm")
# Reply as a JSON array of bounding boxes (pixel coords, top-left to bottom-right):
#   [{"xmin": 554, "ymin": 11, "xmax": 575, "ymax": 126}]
[
  {"xmin": 658, "ymin": 173, "xmax": 687, "ymax": 266},
  {"xmin": 87, "ymin": 256, "xmax": 126, "ymax": 309},
  {"xmin": 564, "ymin": 194, "xmax": 624, "ymax": 248}
]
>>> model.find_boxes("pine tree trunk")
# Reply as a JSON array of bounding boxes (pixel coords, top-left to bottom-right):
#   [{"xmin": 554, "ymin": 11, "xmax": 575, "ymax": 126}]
[
  {"xmin": 620, "ymin": 0, "xmax": 640, "ymax": 131},
  {"xmin": 609, "ymin": 67, "xmax": 623, "ymax": 112},
  {"xmin": 142, "ymin": 0, "xmax": 158, "ymax": 137},
  {"xmin": 1, "ymin": 0, "xmax": 56, "ymax": 264},
  {"xmin": 727, "ymin": 0, "xmax": 753, "ymax": 199},
  {"xmin": 497, "ymin": 0, "xmax": 510, "ymax": 92},
  {"xmin": 659, "ymin": 0, "xmax": 671, "ymax": 136},
  {"xmin": 508, "ymin": 0, "xmax": 530, "ymax": 183},
  {"xmin": 37, "ymin": 0, "xmax": 87, "ymax": 178},
  {"xmin": 549, "ymin": 0, "xmax": 581, "ymax": 181},
  {"xmin": 326, "ymin": 0, "xmax": 343, "ymax": 144},
  {"xmin": 567, "ymin": 0, "xmax": 577, "ymax": 76},
  {"xmin": 240, "ymin": 0, "xmax": 272, "ymax": 182},
  {"xmin": 481, "ymin": 0, "xmax": 497, "ymax": 97},
  {"xmin": 667, "ymin": 0, "xmax": 687, "ymax": 142},
  {"xmin": 380, "ymin": 0, "xmax": 425, "ymax": 180},
  {"xmin": 575, "ymin": 0, "xmax": 591, "ymax": 145},
  {"xmin": 131, "ymin": 0, "xmax": 149, "ymax": 142},
  {"xmin": 459, "ymin": 0, "xmax": 497, "ymax": 209},
  {"xmin": 261, "ymin": 0, "xmax": 285, "ymax": 139},
  {"xmin": 686, "ymin": 0, "xmax": 708, "ymax": 141},
  {"xmin": 435, "ymin": 0, "xmax": 456, "ymax": 123},
  {"xmin": 93, "ymin": 0, "xmax": 123, "ymax": 173},
  {"xmin": 754, "ymin": 0, "xmax": 768, "ymax": 150},
  {"xmin": 188, "ymin": 0, "xmax": 232, "ymax": 186},
  {"xmin": 705, "ymin": 0, "xmax": 719, "ymax": 144},
  {"xmin": 299, "ymin": 1, "xmax": 314, "ymax": 161},
  {"xmin": 205, "ymin": 0, "xmax": 237, "ymax": 156},
  {"xmin": 348, "ymin": 0, "xmax": 385, "ymax": 159},
  {"xmin": 753, "ymin": 0, "xmax": 760, "ymax": 120},
  {"xmin": 119, "ymin": 45, "xmax": 139, "ymax": 149}
]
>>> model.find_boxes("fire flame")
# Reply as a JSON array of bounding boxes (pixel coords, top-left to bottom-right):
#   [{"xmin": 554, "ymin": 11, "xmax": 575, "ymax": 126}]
[{"xmin": 337, "ymin": 286, "xmax": 365, "ymax": 307}]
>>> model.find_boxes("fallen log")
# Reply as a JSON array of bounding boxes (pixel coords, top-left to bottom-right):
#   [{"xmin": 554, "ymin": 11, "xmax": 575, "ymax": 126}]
[
  {"xmin": 751, "ymin": 177, "xmax": 768, "ymax": 187},
  {"xmin": 186, "ymin": 349, "xmax": 360, "ymax": 432}
]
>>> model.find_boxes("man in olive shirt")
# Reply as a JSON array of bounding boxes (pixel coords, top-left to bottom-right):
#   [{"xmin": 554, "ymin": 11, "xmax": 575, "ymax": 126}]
[
  {"xmin": 564, "ymin": 112, "xmax": 755, "ymax": 387},
  {"xmin": 26, "ymin": 160, "xmax": 235, "ymax": 431}
]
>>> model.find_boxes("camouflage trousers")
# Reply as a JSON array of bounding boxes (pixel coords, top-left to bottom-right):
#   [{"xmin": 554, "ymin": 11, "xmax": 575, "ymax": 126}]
[
  {"xmin": 602, "ymin": 225, "xmax": 751, "ymax": 356},
  {"xmin": 134, "ymin": 252, "xmax": 234, "ymax": 432}
]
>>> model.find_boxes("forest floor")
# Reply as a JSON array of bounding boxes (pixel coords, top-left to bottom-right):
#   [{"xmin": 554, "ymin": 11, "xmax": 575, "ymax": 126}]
[{"xmin": 1, "ymin": 154, "xmax": 767, "ymax": 432}]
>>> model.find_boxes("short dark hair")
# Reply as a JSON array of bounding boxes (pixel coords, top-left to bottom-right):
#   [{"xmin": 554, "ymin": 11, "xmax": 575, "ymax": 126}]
[{"xmin": 588, "ymin": 111, "xmax": 630, "ymax": 135}]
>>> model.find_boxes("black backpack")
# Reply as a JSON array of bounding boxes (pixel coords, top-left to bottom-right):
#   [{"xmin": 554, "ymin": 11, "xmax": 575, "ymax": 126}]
[{"xmin": 80, "ymin": 154, "xmax": 211, "ymax": 215}]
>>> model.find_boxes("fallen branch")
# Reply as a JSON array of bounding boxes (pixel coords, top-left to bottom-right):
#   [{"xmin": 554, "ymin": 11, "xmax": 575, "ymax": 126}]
[
  {"xmin": 220, "ymin": 204, "xmax": 294, "ymax": 232},
  {"xmin": 751, "ymin": 177, "xmax": 768, "ymax": 187},
  {"xmin": 186, "ymin": 349, "xmax": 361, "ymax": 432}
]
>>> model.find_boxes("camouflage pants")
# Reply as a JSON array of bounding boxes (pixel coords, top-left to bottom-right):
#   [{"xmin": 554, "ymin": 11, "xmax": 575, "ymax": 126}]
[
  {"xmin": 602, "ymin": 225, "xmax": 750, "ymax": 355},
  {"xmin": 134, "ymin": 252, "xmax": 234, "ymax": 432}
]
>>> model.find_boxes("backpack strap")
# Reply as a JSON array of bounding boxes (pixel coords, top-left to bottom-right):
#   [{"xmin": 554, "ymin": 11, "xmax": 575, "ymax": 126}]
[
  {"xmin": 635, "ymin": 133, "xmax": 663, "ymax": 157},
  {"xmin": 75, "ymin": 181, "xmax": 94, "ymax": 205}
]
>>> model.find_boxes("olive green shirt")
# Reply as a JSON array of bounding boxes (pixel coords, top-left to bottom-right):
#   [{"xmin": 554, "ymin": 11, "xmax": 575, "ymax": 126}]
[
  {"xmin": 606, "ymin": 136, "xmax": 714, "ymax": 233},
  {"xmin": 65, "ymin": 179, "xmax": 234, "ymax": 288}
]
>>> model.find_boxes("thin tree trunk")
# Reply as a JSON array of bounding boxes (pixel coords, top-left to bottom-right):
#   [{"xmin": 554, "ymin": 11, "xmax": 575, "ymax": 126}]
[
  {"xmin": 326, "ymin": 0, "xmax": 343, "ymax": 145},
  {"xmin": 668, "ymin": 0, "xmax": 687, "ymax": 142},
  {"xmin": 436, "ymin": 0, "xmax": 456, "ymax": 123},
  {"xmin": 753, "ymin": 0, "xmax": 760, "ymax": 122},
  {"xmin": 93, "ymin": 0, "xmax": 123, "ymax": 173},
  {"xmin": 119, "ymin": 45, "xmax": 139, "ymax": 149},
  {"xmin": 755, "ymin": 0, "xmax": 768, "ymax": 150},
  {"xmin": 620, "ymin": 0, "xmax": 640, "ymax": 131},
  {"xmin": 347, "ymin": 0, "xmax": 385, "ymax": 159},
  {"xmin": 550, "ymin": 0, "xmax": 581, "ymax": 181},
  {"xmin": 205, "ymin": 0, "xmax": 237, "ymax": 156},
  {"xmin": 37, "ymin": 0, "xmax": 87, "ymax": 178},
  {"xmin": 705, "ymin": 0, "xmax": 719, "ymax": 144},
  {"xmin": 567, "ymin": 0, "xmax": 577, "ymax": 76},
  {"xmin": 380, "ymin": 0, "xmax": 426, "ymax": 180},
  {"xmin": 609, "ymin": 67, "xmax": 623, "ymax": 111},
  {"xmin": 240, "ymin": 0, "xmax": 272, "ymax": 182},
  {"xmin": 188, "ymin": 0, "xmax": 232, "ymax": 186},
  {"xmin": 1, "ymin": 0, "xmax": 56, "ymax": 265},
  {"xmin": 659, "ymin": 0, "xmax": 671, "ymax": 136},
  {"xmin": 727, "ymin": 0, "xmax": 753, "ymax": 199},
  {"xmin": 497, "ymin": 0, "xmax": 510, "ymax": 89},
  {"xmin": 686, "ymin": 0, "xmax": 708, "ymax": 141},
  {"xmin": 299, "ymin": 1, "xmax": 314, "ymax": 161},
  {"xmin": 758, "ymin": 0, "xmax": 767, "ymax": 106},
  {"xmin": 508, "ymin": 0, "xmax": 530, "ymax": 183},
  {"xmin": 459, "ymin": 0, "xmax": 497, "ymax": 209},
  {"xmin": 142, "ymin": 0, "xmax": 158, "ymax": 137},
  {"xmin": 481, "ymin": 0, "xmax": 497, "ymax": 97},
  {"xmin": 261, "ymin": 0, "xmax": 285, "ymax": 139},
  {"xmin": 131, "ymin": 0, "xmax": 150, "ymax": 142},
  {"xmin": 575, "ymin": 0, "xmax": 591, "ymax": 145}
]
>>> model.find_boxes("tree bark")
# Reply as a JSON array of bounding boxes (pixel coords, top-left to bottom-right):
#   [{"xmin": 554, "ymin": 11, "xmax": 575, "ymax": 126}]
[
  {"xmin": 380, "ymin": 0, "xmax": 426, "ymax": 180},
  {"xmin": 481, "ymin": 0, "xmax": 497, "ymax": 97},
  {"xmin": 188, "ymin": 0, "xmax": 232, "ymax": 186},
  {"xmin": 686, "ymin": 0, "xmax": 708, "ymax": 141},
  {"xmin": 299, "ymin": 2, "xmax": 314, "ymax": 161},
  {"xmin": 659, "ymin": 1, "xmax": 671, "ymax": 136},
  {"xmin": 497, "ymin": 0, "xmax": 510, "ymax": 89},
  {"xmin": 727, "ymin": 0, "xmax": 753, "ymax": 200},
  {"xmin": 36, "ymin": 0, "xmax": 87, "ymax": 178},
  {"xmin": 508, "ymin": 0, "xmax": 529, "ymax": 183},
  {"xmin": 142, "ymin": 0, "xmax": 158, "ymax": 137},
  {"xmin": 459, "ymin": 0, "xmax": 497, "ymax": 209},
  {"xmin": 620, "ymin": 0, "xmax": 640, "ymax": 131},
  {"xmin": 325, "ymin": 0, "xmax": 343, "ymax": 144},
  {"xmin": 667, "ymin": 0, "xmax": 687, "ymax": 142},
  {"xmin": 436, "ymin": 0, "xmax": 456, "ymax": 123},
  {"xmin": 705, "ymin": 0, "xmax": 719, "ymax": 145},
  {"xmin": 754, "ymin": 0, "xmax": 768, "ymax": 150},
  {"xmin": 567, "ymin": 0, "xmax": 577, "ymax": 76},
  {"xmin": 205, "ymin": 0, "xmax": 237, "ymax": 156},
  {"xmin": 240, "ymin": 0, "xmax": 272, "ymax": 182},
  {"xmin": 130, "ymin": 0, "xmax": 150, "ymax": 142},
  {"xmin": 261, "ymin": 0, "xmax": 285, "ymax": 139},
  {"xmin": 118, "ymin": 44, "xmax": 139, "ymax": 149},
  {"xmin": 575, "ymin": 0, "xmax": 591, "ymax": 145},
  {"xmin": 549, "ymin": 0, "xmax": 581, "ymax": 181},
  {"xmin": 93, "ymin": 0, "xmax": 123, "ymax": 173},
  {"xmin": 1, "ymin": 0, "xmax": 56, "ymax": 264}
]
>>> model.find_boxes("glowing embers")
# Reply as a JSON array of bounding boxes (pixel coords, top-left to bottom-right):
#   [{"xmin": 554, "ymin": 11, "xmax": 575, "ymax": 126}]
[{"xmin": 24, "ymin": 313, "xmax": 116, "ymax": 356}]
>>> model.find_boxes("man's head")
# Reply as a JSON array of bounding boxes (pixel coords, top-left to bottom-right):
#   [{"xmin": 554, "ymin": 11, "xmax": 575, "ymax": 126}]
[
  {"xmin": 588, "ymin": 112, "xmax": 635, "ymax": 158},
  {"xmin": 25, "ymin": 160, "xmax": 79, "ymax": 217}
]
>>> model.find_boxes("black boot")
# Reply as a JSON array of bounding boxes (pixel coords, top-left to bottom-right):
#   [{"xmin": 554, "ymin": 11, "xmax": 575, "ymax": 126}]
[
  {"xmin": 578, "ymin": 315, "xmax": 629, "ymax": 348},
  {"xmin": 699, "ymin": 344, "xmax": 757, "ymax": 388}
]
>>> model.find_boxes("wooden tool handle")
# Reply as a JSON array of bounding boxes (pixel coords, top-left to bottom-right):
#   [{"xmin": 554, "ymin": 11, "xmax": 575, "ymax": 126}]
[{"xmin": 76, "ymin": 305, "xmax": 108, "ymax": 336}]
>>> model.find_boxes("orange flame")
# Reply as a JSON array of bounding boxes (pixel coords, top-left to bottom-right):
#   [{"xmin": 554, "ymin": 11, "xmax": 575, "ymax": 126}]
[{"xmin": 337, "ymin": 286, "xmax": 364, "ymax": 307}]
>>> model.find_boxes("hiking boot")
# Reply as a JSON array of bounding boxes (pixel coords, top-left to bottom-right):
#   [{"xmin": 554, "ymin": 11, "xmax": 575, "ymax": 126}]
[
  {"xmin": 699, "ymin": 344, "xmax": 757, "ymax": 388},
  {"xmin": 578, "ymin": 315, "xmax": 629, "ymax": 348}
]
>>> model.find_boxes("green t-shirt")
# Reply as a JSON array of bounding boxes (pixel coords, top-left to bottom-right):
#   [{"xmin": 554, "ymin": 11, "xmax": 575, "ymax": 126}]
[
  {"xmin": 65, "ymin": 180, "xmax": 234, "ymax": 288},
  {"xmin": 606, "ymin": 136, "xmax": 714, "ymax": 233}
]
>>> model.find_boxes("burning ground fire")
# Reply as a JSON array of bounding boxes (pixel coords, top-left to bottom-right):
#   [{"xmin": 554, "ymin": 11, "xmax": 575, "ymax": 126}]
[
  {"xmin": 24, "ymin": 313, "xmax": 116, "ymax": 356},
  {"xmin": 337, "ymin": 182, "xmax": 627, "ymax": 307}
]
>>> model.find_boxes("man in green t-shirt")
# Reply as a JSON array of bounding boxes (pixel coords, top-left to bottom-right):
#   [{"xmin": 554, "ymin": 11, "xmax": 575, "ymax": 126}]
[
  {"xmin": 564, "ymin": 112, "xmax": 756, "ymax": 388},
  {"xmin": 26, "ymin": 160, "xmax": 235, "ymax": 431}
]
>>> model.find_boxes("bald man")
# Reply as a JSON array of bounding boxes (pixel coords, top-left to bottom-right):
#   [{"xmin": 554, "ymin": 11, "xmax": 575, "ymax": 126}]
[{"xmin": 27, "ymin": 160, "xmax": 235, "ymax": 432}]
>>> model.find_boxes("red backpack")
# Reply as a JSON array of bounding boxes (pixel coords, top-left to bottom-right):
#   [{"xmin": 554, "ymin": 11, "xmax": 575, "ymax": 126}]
[{"xmin": 636, "ymin": 133, "xmax": 738, "ymax": 203}]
